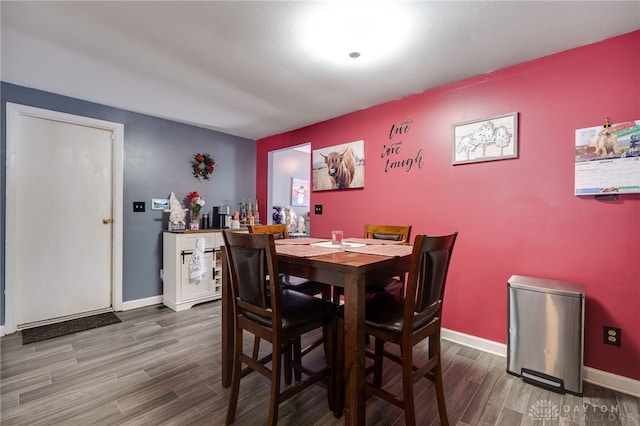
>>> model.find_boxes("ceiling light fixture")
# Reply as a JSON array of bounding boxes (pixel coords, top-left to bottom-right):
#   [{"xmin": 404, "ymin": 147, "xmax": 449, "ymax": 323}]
[{"xmin": 297, "ymin": 2, "xmax": 413, "ymax": 67}]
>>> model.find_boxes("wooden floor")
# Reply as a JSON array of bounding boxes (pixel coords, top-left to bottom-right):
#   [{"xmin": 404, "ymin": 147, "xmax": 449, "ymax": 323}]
[{"xmin": 1, "ymin": 301, "xmax": 638, "ymax": 425}]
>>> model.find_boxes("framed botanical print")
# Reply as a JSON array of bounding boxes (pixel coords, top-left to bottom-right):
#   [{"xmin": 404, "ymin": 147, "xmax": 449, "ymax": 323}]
[{"xmin": 453, "ymin": 112, "xmax": 518, "ymax": 165}]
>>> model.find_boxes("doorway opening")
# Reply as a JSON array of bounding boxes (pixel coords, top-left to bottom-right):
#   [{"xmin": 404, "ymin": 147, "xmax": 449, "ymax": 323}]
[{"xmin": 267, "ymin": 143, "xmax": 311, "ymax": 233}]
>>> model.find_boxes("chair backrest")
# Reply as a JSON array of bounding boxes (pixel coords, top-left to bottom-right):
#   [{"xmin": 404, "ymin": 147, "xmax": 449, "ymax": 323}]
[
  {"xmin": 247, "ymin": 223, "xmax": 289, "ymax": 239},
  {"xmin": 222, "ymin": 230, "xmax": 281, "ymax": 325},
  {"xmin": 364, "ymin": 224, "xmax": 412, "ymax": 243},
  {"xmin": 403, "ymin": 233, "xmax": 457, "ymax": 330}
]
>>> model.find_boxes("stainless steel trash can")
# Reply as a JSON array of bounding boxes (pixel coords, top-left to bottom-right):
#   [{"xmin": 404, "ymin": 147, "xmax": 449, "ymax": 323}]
[{"xmin": 507, "ymin": 275, "xmax": 585, "ymax": 395}]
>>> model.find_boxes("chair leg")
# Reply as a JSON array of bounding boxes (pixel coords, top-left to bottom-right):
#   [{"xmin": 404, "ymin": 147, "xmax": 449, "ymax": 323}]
[
  {"xmin": 226, "ymin": 324, "xmax": 244, "ymax": 425},
  {"xmin": 333, "ymin": 314, "xmax": 345, "ymax": 417},
  {"xmin": 431, "ymin": 335, "xmax": 449, "ymax": 426},
  {"xmin": 284, "ymin": 342, "xmax": 293, "ymax": 385},
  {"xmin": 322, "ymin": 322, "xmax": 333, "ymax": 358},
  {"xmin": 373, "ymin": 337, "xmax": 384, "ymax": 387},
  {"xmin": 401, "ymin": 341, "xmax": 416, "ymax": 426},
  {"xmin": 268, "ymin": 339, "xmax": 283, "ymax": 426},
  {"xmin": 293, "ymin": 337, "xmax": 302, "ymax": 382},
  {"xmin": 322, "ymin": 285, "xmax": 331, "ymax": 301},
  {"xmin": 252, "ymin": 336, "xmax": 261, "ymax": 360},
  {"xmin": 433, "ymin": 362, "xmax": 449, "ymax": 426},
  {"xmin": 324, "ymin": 320, "xmax": 335, "ymax": 413},
  {"xmin": 332, "ymin": 287, "xmax": 342, "ymax": 304},
  {"xmin": 398, "ymin": 276, "xmax": 406, "ymax": 297}
]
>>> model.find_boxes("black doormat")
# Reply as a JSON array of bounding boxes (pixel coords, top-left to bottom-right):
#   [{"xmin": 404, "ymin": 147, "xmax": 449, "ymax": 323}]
[{"xmin": 21, "ymin": 312, "xmax": 122, "ymax": 344}]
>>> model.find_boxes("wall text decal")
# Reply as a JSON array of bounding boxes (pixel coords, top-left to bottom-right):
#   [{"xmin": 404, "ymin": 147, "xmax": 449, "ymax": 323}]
[{"xmin": 381, "ymin": 119, "xmax": 423, "ymax": 173}]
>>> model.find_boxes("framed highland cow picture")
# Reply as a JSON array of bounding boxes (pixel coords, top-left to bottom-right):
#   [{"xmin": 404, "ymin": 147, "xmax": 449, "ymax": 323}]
[{"xmin": 312, "ymin": 140, "xmax": 365, "ymax": 191}]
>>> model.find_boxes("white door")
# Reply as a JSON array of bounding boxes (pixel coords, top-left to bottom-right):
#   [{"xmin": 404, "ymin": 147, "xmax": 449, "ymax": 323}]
[{"xmin": 5, "ymin": 103, "xmax": 123, "ymax": 331}]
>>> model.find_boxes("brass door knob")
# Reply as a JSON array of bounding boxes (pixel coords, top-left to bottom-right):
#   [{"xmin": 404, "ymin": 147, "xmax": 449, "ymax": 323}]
[{"xmin": 103, "ymin": 217, "xmax": 112, "ymax": 224}]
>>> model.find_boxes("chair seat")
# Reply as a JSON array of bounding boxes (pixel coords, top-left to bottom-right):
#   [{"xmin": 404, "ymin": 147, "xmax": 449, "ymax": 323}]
[
  {"xmin": 334, "ymin": 277, "xmax": 404, "ymax": 303},
  {"xmin": 245, "ymin": 289, "xmax": 335, "ymax": 330},
  {"xmin": 281, "ymin": 275, "xmax": 328, "ymax": 296},
  {"xmin": 365, "ymin": 292, "xmax": 435, "ymax": 333},
  {"xmin": 365, "ymin": 277, "xmax": 404, "ymax": 296}
]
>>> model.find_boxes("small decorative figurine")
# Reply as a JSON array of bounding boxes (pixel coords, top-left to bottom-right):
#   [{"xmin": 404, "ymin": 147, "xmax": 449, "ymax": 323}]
[
  {"xmin": 230, "ymin": 211, "xmax": 240, "ymax": 229},
  {"xmin": 296, "ymin": 215, "xmax": 307, "ymax": 234},
  {"xmin": 165, "ymin": 192, "xmax": 188, "ymax": 231},
  {"xmin": 272, "ymin": 206, "xmax": 283, "ymax": 224},
  {"xmin": 284, "ymin": 206, "xmax": 297, "ymax": 234}
]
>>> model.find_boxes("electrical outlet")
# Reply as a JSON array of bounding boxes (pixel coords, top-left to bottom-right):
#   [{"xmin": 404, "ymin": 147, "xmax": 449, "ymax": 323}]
[
  {"xmin": 133, "ymin": 201, "xmax": 145, "ymax": 212},
  {"xmin": 314, "ymin": 204, "xmax": 323, "ymax": 215},
  {"xmin": 604, "ymin": 326, "xmax": 621, "ymax": 346}
]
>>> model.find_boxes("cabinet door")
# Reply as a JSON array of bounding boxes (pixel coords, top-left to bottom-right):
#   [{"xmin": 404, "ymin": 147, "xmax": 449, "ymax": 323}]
[
  {"xmin": 213, "ymin": 251, "xmax": 222, "ymax": 298},
  {"xmin": 180, "ymin": 250, "xmax": 216, "ymax": 301}
]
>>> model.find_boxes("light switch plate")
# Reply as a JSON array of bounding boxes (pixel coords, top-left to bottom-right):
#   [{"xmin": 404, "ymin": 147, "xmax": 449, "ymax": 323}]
[
  {"xmin": 314, "ymin": 204, "xmax": 322, "ymax": 215},
  {"xmin": 133, "ymin": 201, "xmax": 145, "ymax": 212}
]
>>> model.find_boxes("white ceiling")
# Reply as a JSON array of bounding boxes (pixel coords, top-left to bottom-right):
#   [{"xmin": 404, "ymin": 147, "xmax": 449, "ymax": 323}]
[{"xmin": 2, "ymin": 1, "xmax": 639, "ymax": 140}]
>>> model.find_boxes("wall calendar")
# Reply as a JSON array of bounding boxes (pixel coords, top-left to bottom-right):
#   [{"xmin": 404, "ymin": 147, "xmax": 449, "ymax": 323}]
[{"xmin": 574, "ymin": 119, "xmax": 640, "ymax": 196}]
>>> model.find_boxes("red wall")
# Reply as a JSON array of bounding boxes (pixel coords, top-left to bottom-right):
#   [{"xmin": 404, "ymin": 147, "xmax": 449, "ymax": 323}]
[{"xmin": 257, "ymin": 31, "xmax": 640, "ymax": 380}]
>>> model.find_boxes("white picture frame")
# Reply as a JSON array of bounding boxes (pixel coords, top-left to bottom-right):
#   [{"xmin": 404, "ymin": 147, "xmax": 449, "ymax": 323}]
[
  {"xmin": 452, "ymin": 112, "xmax": 519, "ymax": 165},
  {"xmin": 151, "ymin": 198, "xmax": 169, "ymax": 210}
]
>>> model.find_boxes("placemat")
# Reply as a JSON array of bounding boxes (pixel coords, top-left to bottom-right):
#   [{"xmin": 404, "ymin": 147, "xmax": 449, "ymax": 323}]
[
  {"xmin": 274, "ymin": 237, "xmax": 329, "ymax": 245},
  {"xmin": 342, "ymin": 244, "xmax": 414, "ymax": 257},
  {"xmin": 275, "ymin": 244, "xmax": 342, "ymax": 257},
  {"xmin": 343, "ymin": 237, "xmax": 404, "ymax": 245}
]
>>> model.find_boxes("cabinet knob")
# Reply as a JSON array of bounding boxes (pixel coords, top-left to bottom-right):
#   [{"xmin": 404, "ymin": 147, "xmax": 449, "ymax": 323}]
[{"xmin": 103, "ymin": 217, "xmax": 112, "ymax": 224}]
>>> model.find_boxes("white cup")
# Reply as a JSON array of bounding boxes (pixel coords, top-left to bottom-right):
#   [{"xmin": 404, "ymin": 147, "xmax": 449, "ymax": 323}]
[{"xmin": 331, "ymin": 230, "xmax": 343, "ymax": 245}]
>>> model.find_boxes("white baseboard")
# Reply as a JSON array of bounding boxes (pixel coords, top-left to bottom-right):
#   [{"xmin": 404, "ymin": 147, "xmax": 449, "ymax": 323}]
[
  {"xmin": 583, "ymin": 366, "xmax": 640, "ymax": 398},
  {"xmin": 121, "ymin": 295, "xmax": 163, "ymax": 311},
  {"xmin": 442, "ymin": 328, "xmax": 507, "ymax": 357},
  {"xmin": 441, "ymin": 328, "xmax": 639, "ymax": 398}
]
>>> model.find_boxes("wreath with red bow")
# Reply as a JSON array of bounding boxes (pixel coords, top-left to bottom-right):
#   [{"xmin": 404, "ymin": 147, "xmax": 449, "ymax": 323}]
[{"xmin": 191, "ymin": 153, "xmax": 216, "ymax": 181}]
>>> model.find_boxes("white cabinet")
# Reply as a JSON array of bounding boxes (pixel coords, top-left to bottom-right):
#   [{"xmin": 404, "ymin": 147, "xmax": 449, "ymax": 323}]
[{"xmin": 162, "ymin": 231, "xmax": 223, "ymax": 311}]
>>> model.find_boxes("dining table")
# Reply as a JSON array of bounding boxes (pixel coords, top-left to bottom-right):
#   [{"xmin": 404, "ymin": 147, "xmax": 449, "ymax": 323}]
[{"xmin": 220, "ymin": 236, "xmax": 413, "ymax": 425}]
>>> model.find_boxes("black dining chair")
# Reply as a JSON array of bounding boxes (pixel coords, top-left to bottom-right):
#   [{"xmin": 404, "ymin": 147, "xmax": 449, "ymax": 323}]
[
  {"xmin": 335, "ymin": 232, "xmax": 457, "ymax": 425},
  {"xmin": 222, "ymin": 230, "xmax": 337, "ymax": 425},
  {"xmin": 247, "ymin": 223, "xmax": 332, "ymax": 375}
]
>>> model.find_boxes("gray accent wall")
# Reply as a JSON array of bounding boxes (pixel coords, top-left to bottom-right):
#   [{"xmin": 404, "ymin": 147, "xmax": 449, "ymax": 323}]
[{"xmin": 1, "ymin": 82, "xmax": 256, "ymax": 325}]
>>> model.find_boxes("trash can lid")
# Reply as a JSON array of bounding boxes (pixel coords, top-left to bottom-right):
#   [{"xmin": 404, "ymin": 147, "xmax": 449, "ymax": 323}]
[{"xmin": 508, "ymin": 274, "xmax": 585, "ymax": 296}]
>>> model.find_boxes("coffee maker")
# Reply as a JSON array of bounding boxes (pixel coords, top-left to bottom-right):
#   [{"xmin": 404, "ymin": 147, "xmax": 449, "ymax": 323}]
[{"xmin": 212, "ymin": 204, "xmax": 231, "ymax": 229}]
